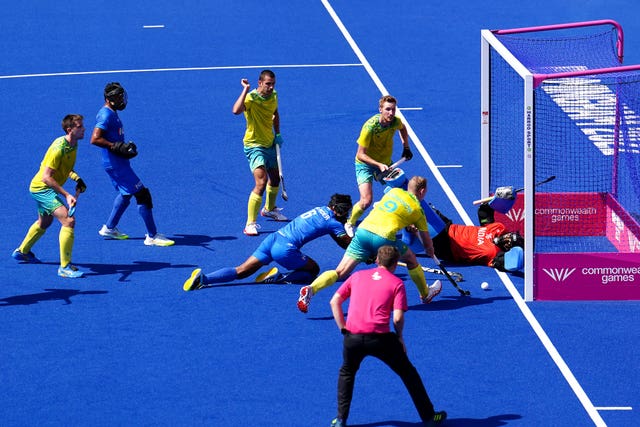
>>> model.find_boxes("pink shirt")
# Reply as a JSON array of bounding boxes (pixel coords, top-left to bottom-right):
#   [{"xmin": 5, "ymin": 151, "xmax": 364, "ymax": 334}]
[{"xmin": 337, "ymin": 267, "xmax": 408, "ymax": 334}]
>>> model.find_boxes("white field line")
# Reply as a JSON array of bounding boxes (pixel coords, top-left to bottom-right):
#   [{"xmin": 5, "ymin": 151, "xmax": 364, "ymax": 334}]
[{"xmin": 321, "ymin": 0, "xmax": 610, "ymax": 425}]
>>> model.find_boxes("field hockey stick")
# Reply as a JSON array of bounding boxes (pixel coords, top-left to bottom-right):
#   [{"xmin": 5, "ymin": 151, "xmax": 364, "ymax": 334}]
[
  {"xmin": 68, "ymin": 188, "xmax": 80, "ymax": 217},
  {"xmin": 275, "ymin": 144, "xmax": 288, "ymax": 201},
  {"xmin": 375, "ymin": 157, "xmax": 407, "ymax": 184},
  {"xmin": 397, "ymin": 261, "xmax": 464, "ymax": 282},
  {"xmin": 473, "ymin": 175, "xmax": 556, "ymax": 205},
  {"xmin": 432, "ymin": 255, "xmax": 471, "ymax": 296}
]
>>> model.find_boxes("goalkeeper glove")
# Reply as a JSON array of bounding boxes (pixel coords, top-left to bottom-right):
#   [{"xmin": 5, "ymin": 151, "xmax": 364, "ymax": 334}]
[
  {"xmin": 110, "ymin": 141, "xmax": 138, "ymax": 159},
  {"xmin": 274, "ymin": 134, "xmax": 284, "ymax": 146},
  {"xmin": 402, "ymin": 147, "xmax": 413, "ymax": 160},
  {"xmin": 75, "ymin": 178, "xmax": 87, "ymax": 193}
]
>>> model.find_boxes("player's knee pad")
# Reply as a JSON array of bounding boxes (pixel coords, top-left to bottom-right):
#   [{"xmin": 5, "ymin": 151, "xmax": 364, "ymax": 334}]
[{"xmin": 134, "ymin": 187, "xmax": 153, "ymax": 209}]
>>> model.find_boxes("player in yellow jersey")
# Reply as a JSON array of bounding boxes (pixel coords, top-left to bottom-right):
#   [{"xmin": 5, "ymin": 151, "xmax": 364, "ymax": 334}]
[
  {"xmin": 232, "ymin": 69, "xmax": 288, "ymax": 236},
  {"xmin": 297, "ymin": 176, "xmax": 441, "ymax": 313},
  {"xmin": 12, "ymin": 115, "xmax": 87, "ymax": 278},
  {"xmin": 344, "ymin": 95, "xmax": 413, "ymax": 237}
]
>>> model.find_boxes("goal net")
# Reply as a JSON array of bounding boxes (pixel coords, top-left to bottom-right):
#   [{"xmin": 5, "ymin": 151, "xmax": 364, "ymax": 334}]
[{"xmin": 481, "ymin": 20, "xmax": 640, "ymax": 301}]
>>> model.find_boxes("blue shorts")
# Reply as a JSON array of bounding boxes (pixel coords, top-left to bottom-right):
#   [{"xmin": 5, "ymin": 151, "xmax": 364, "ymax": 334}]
[
  {"xmin": 244, "ymin": 145, "xmax": 277, "ymax": 172},
  {"xmin": 30, "ymin": 189, "xmax": 64, "ymax": 216},
  {"xmin": 345, "ymin": 228, "xmax": 408, "ymax": 262},
  {"xmin": 105, "ymin": 164, "xmax": 144, "ymax": 195},
  {"xmin": 355, "ymin": 162, "xmax": 377, "ymax": 186},
  {"xmin": 252, "ymin": 232, "xmax": 308, "ymax": 270}
]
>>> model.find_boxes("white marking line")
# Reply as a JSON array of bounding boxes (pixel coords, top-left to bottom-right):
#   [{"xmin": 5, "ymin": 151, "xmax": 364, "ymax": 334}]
[
  {"xmin": 143, "ymin": 25, "xmax": 165, "ymax": 29},
  {"xmin": 437, "ymin": 165, "xmax": 463, "ymax": 168},
  {"xmin": 594, "ymin": 407, "xmax": 633, "ymax": 411},
  {"xmin": 321, "ymin": 1, "xmax": 609, "ymax": 426},
  {"xmin": 0, "ymin": 63, "xmax": 362, "ymax": 80},
  {"xmin": 399, "ymin": 107, "xmax": 423, "ymax": 111}
]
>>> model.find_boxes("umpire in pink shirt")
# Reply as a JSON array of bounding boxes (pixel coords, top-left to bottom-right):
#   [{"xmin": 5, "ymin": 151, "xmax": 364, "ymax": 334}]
[{"xmin": 329, "ymin": 245, "xmax": 446, "ymax": 427}]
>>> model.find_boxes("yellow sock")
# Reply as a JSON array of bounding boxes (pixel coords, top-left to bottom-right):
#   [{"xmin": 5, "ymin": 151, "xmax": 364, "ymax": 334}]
[
  {"xmin": 59, "ymin": 226, "xmax": 75, "ymax": 267},
  {"xmin": 264, "ymin": 184, "xmax": 279, "ymax": 212},
  {"xmin": 18, "ymin": 222, "xmax": 46, "ymax": 254},
  {"xmin": 408, "ymin": 266, "xmax": 429, "ymax": 298},
  {"xmin": 247, "ymin": 192, "xmax": 262, "ymax": 224},
  {"xmin": 347, "ymin": 204, "xmax": 365, "ymax": 226},
  {"xmin": 310, "ymin": 270, "xmax": 339, "ymax": 294}
]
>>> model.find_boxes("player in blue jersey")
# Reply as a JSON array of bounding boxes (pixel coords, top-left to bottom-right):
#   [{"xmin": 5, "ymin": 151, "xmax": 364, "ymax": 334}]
[
  {"xmin": 91, "ymin": 82, "xmax": 174, "ymax": 246},
  {"xmin": 182, "ymin": 194, "xmax": 353, "ymax": 291}
]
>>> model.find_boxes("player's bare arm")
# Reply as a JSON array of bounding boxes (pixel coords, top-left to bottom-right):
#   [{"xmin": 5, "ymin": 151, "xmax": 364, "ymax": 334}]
[
  {"xmin": 232, "ymin": 78, "xmax": 251, "ymax": 114},
  {"xmin": 356, "ymin": 145, "xmax": 388, "ymax": 172}
]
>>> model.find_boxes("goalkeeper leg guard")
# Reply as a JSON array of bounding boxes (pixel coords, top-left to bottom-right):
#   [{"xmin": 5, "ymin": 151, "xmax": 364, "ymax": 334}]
[
  {"xmin": 59, "ymin": 226, "xmax": 75, "ymax": 267},
  {"xmin": 247, "ymin": 192, "xmax": 262, "ymax": 225},
  {"xmin": 18, "ymin": 222, "xmax": 47, "ymax": 254},
  {"xmin": 408, "ymin": 266, "xmax": 429, "ymax": 299}
]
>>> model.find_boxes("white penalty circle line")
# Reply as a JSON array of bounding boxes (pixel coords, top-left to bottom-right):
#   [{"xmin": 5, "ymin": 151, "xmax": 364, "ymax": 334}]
[{"xmin": 0, "ymin": 63, "xmax": 363, "ymax": 80}]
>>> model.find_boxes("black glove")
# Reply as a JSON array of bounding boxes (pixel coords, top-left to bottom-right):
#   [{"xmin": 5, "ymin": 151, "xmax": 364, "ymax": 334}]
[
  {"xmin": 491, "ymin": 251, "xmax": 506, "ymax": 272},
  {"xmin": 402, "ymin": 147, "xmax": 413, "ymax": 160},
  {"xmin": 477, "ymin": 203, "xmax": 495, "ymax": 225},
  {"xmin": 110, "ymin": 141, "xmax": 138, "ymax": 159},
  {"xmin": 75, "ymin": 178, "xmax": 87, "ymax": 193}
]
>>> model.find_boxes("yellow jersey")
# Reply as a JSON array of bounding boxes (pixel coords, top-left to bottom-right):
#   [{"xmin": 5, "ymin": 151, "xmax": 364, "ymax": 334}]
[
  {"xmin": 29, "ymin": 136, "xmax": 77, "ymax": 192},
  {"xmin": 360, "ymin": 187, "xmax": 427, "ymax": 240}
]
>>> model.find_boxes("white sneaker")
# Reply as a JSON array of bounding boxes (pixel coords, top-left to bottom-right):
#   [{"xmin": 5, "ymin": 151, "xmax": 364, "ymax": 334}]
[
  {"xmin": 261, "ymin": 207, "xmax": 288, "ymax": 221},
  {"xmin": 244, "ymin": 222, "xmax": 260, "ymax": 236},
  {"xmin": 144, "ymin": 233, "xmax": 175, "ymax": 246},
  {"xmin": 98, "ymin": 225, "xmax": 129, "ymax": 240},
  {"xmin": 297, "ymin": 285, "xmax": 314, "ymax": 313},
  {"xmin": 344, "ymin": 222, "xmax": 355, "ymax": 238},
  {"xmin": 421, "ymin": 280, "xmax": 442, "ymax": 304}
]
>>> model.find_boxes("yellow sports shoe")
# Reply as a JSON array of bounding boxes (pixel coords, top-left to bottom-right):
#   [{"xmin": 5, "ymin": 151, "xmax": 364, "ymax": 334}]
[
  {"xmin": 183, "ymin": 268, "xmax": 204, "ymax": 291},
  {"xmin": 256, "ymin": 267, "xmax": 279, "ymax": 283}
]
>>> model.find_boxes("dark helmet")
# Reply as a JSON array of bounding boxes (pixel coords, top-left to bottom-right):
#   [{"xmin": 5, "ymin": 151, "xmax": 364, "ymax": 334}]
[
  {"xmin": 328, "ymin": 194, "xmax": 353, "ymax": 222},
  {"xmin": 494, "ymin": 231, "xmax": 524, "ymax": 251},
  {"xmin": 104, "ymin": 82, "xmax": 128, "ymax": 110}
]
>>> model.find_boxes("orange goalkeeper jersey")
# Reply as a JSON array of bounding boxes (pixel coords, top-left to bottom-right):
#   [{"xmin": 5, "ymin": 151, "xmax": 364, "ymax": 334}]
[{"xmin": 447, "ymin": 222, "xmax": 506, "ymax": 266}]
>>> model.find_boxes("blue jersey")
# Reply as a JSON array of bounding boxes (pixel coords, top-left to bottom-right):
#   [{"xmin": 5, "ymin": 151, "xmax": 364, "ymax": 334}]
[
  {"xmin": 95, "ymin": 106, "xmax": 128, "ymax": 169},
  {"xmin": 278, "ymin": 206, "xmax": 346, "ymax": 247}
]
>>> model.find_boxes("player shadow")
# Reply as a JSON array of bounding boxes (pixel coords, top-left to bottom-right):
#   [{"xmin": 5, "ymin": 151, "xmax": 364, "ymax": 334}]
[
  {"xmin": 80, "ymin": 261, "xmax": 196, "ymax": 282},
  {"xmin": 0, "ymin": 288, "xmax": 108, "ymax": 307},
  {"xmin": 170, "ymin": 234, "xmax": 236, "ymax": 251},
  {"xmin": 349, "ymin": 413, "xmax": 522, "ymax": 426},
  {"xmin": 409, "ymin": 295, "xmax": 512, "ymax": 311}
]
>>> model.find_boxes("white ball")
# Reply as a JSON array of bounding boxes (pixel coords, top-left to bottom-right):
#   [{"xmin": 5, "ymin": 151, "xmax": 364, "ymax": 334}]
[{"xmin": 481, "ymin": 281, "xmax": 490, "ymax": 290}]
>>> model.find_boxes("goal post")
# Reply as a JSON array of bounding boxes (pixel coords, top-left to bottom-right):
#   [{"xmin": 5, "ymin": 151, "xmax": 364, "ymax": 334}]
[{"xmin": 481, "ymin": 20, "xmax": 640, "ymax": 301}]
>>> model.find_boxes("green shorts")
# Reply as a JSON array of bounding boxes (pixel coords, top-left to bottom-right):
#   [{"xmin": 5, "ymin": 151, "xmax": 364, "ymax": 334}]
[
  {"xmin": 244, "ymin": 145, "xmax": 277, "ymax": 172},
  {"xmin": 30, "ymin": 188, "xmax": 64, "ymax": 216},
  {"xmin": 345, "ymin": 228, "xmax": 408, "ymax": 262},
  {"xmin": 355, "ymin": 162, "xmax": 377, "ymax": 186}
]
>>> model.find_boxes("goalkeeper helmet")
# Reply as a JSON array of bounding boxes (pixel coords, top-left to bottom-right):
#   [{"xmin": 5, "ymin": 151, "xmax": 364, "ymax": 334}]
[
  {"xmin": 494, "ymin": 231, "xmax": 524, "ymax": 251},
  {"xmin": 104, "ymin": 82, "xmax": 128, "ymax": 110},
  {"xmin": 329, "ymin": 194, "xmax": 353, "ymax": 222}
]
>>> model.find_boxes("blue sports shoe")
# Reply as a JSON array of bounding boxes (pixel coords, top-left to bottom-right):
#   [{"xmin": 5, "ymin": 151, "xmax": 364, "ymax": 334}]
[
  {"xmin": 12, "ymin": 249, "xmax": 41, "ymax": 263},
  {"xmin": 58, "ymin": 264, "xmax": 84, "ymax": 278}
]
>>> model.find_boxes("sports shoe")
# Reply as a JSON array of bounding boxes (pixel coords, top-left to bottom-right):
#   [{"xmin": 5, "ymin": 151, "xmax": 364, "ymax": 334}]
[
  {"xmin": 421, "ymin": 280, "xmax": 442, "ymax": 304},
  {"xmin": 424, "ymin": 410, "xmax": 447, "ymax": 426},
  {"xmin": 183, "ymin": 268, "xmax": 204, "ymax": 291},
  {"xmin": 58, "ymin": 264, "xmax": 84, "ymax": 278},
  {"xmin": 330, "ymin": 418, "xmax": 346, "ymax": 427},
  {"xmin": 144, "ymin": 233, "xmax": 175, "ymax": 246},
  {"xmin": 11, "ymin": 249, "xmax": 41, "ymax": 263},
  {"xmin": 260, "ymin": 207, "xmax": 288, "ymax": 221},
  {"xmin": 344, "ymin": 222, "xmax": 355, "ymax": 238},
  {"xmin": 297, "ymin": 285, "xmax": 314, "ymax": 313},
  {"xmin": 256, "ymin": 267, "xmax": 279, "ymax": 283},
  {"xmin": 98, "ymin": 225, "xmax": 129, "ymax": 240},
  {"xmin": 244, "ymin": 222, "xmax": 260, "ymax": 236}
]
